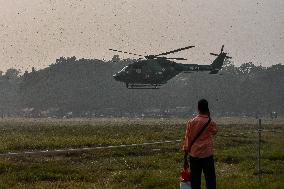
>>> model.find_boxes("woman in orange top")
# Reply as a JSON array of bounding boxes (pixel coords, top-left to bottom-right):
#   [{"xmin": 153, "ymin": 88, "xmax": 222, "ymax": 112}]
[{"xmin": 183, "ymin": 99, "xmax": 218, "ymax": 189}]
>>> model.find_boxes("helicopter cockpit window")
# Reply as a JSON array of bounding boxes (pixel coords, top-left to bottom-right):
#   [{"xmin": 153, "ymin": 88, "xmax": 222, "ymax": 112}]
[
  {"xmin": 135, "ymin": 69, "xmax": 142, "ymax": 74},
  {"xmin": 119, "ymin": 66, "xmax": 129, "ymax": 73}
]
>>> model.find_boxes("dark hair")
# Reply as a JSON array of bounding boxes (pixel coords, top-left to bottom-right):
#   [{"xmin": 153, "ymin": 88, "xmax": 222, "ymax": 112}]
[{"xmin": 198, "ymin": 99, "xmax": 209, "ymax": 114}]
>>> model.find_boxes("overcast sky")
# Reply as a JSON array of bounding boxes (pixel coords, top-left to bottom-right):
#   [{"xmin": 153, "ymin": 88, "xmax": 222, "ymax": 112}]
[{"xmin": 0, "ymin": 0, "xmax": 283, "ymax": 72}]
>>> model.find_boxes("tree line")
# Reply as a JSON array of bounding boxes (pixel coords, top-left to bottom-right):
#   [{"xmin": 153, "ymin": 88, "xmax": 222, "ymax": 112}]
[{"xmin": 0, "ymin": 56, "xmax": 283, "ymax": 118}]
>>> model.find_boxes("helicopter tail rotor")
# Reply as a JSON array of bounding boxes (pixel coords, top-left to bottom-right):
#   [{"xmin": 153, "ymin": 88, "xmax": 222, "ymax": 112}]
[
  {"xmin": 221, "ymin": 45, "xmax": 224, "ymax": 53},
  {"xmin": 210, "ymin": 45, "xmax": 232, "ymax": 59},
  {"xmin": 209, "ymin": 45, "xmax": 232, "ymax": 74}
]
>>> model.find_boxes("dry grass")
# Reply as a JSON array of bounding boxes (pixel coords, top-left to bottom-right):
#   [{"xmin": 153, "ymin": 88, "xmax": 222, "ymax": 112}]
[{"xmin": 0, "ymin": 117, "xmax": 283, "ymax": 189}]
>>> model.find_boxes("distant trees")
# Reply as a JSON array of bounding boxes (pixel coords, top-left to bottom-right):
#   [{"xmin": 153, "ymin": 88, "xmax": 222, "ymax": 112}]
[
  {"xmin": 112, "ymin": 55, "xmax": 120, "ymax": 62},
  {"xmin": 239, "ymin": 62, "xmax": 257, "ymax": 74},
  {"xmin": 5, "ymin": 68, "xmax": 20, "ymax": 80},
  {"xmin": 55, "ymin": 56, "xmax": 77, "ymax": 64},
  {"xmin": 221, "ymin": 61, "xmax": 266, "ymax": 75},
  {"xmin": 0, "ymin": 68, "xmax": 22, "ymax": 117},
  {"xmin": 0, "ymin": 58, "xmax": 283, "ymax": 118}
]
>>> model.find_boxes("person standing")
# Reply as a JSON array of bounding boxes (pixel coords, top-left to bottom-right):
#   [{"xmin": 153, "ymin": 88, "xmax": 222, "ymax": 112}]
[{"xmin": 183, "ymin": 99, "xmax": 218, "ymax": 189}]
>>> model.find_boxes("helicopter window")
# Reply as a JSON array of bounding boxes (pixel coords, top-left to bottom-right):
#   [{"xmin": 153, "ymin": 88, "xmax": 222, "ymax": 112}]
[{"xmin": 135, "ymin": 69, "xmax": 142, "ymax": 73}]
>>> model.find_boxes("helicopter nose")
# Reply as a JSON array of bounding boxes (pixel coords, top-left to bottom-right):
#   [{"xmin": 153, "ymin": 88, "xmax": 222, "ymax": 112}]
[{"xmin": 113, "ymin": 73, "xmax": 120, "ymax": 81}]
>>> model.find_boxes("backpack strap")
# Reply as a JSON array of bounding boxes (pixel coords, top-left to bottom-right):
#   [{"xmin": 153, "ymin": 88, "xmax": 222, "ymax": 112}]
[{"xmin": 190, "ymin": 117, "xmax": 211, "ymax": 149}]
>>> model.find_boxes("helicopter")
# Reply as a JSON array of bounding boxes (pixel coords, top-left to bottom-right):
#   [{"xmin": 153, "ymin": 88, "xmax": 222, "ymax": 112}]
[{"xmin": 111, "ymin": 45, "xmax": 231, "ymax": 89}]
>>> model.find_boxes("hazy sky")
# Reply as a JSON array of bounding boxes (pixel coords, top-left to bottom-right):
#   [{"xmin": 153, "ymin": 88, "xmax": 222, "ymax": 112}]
[{"xmin": 0, "ymin": 0, "xmax": 283, "ymax": 72}]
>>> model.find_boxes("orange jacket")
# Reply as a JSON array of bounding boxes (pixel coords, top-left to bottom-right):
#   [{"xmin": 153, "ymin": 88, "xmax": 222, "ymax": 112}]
[{"xmin": 183, "ymin": 114, "xmax": 218, "ymax": 158}]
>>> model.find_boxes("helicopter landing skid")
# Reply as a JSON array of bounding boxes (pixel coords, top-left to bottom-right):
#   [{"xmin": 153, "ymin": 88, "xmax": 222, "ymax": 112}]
[{"xmin": 126, "ymin": 84, "xmax": 161, "ymax": 89}]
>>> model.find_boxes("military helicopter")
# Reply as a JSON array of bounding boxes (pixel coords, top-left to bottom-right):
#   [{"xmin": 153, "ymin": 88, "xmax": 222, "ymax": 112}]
[{"xmin": 111, "ymin": 45, "xmax": 231, "ymax": 89}]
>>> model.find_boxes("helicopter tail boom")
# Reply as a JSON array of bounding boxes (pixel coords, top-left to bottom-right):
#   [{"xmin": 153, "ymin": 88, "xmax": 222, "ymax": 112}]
[
  {"xmin": 210, "ymin": 57, "xmax": 224, "ymax": 73},
  {"xmin": 209, "ymin": 45, "xmax": 231, "ymax": 74}
]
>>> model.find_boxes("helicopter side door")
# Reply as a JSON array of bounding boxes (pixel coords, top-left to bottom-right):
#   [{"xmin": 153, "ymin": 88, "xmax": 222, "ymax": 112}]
[{"xmin": 128, "ymin": 63, "xmax": 145, "ymax": 83}]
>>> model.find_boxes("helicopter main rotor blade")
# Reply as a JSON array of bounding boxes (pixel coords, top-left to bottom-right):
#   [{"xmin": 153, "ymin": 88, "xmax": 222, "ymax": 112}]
[
  {"xmin": 225, "ymin": 56, "xmax": 232, "ymax": 59},
  {"xmin": 165, "ymin": 57, "xmax": 187, "ymax": 60},
  {"xmin": 210, "ymin": 53, "xmax": 219, "ymax": 56},
  {"xmin": 109, "ymin": 49, "xmax": 144, "ymax": 57},
  {"xmin": 154, "ymin": 45, "xmax": 195, "ymax": 57}
]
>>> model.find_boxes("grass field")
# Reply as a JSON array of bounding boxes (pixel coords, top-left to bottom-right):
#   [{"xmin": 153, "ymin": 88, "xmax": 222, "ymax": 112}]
[{"xmin": 0, "ymin": 118, "xmax": 283, "ymax": 189}]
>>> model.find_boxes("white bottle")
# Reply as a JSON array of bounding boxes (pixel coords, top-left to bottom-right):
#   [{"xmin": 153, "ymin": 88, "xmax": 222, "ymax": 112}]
[{"xmin": 180, "ymin": 181, "xmax": 191, "ymax": 189}]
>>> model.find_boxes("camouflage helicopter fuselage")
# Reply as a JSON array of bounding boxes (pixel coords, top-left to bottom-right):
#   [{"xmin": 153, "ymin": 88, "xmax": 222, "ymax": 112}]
[{"xmin": 112, "ymin": 45, "xmax": 230, "ymax": 89}]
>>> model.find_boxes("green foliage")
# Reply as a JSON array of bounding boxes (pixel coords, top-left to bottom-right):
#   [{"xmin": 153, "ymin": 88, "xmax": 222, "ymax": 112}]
[{"xmin": 0, "ymin": 58, "xmax": 283, "ymax": 117}]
